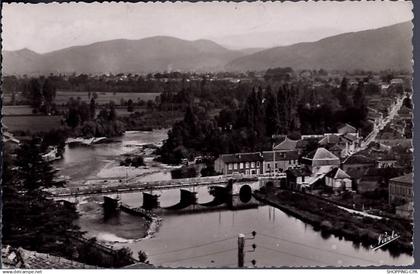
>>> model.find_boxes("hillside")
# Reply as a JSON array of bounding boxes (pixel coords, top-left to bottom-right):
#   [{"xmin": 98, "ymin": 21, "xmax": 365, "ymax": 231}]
[
  {"xmin": 3, "ymin": 36, "xmax": 244, "ymax": 75},
  {"xmin": 226, "ymin": 21, "xmax": 412, "ymax": 72}
]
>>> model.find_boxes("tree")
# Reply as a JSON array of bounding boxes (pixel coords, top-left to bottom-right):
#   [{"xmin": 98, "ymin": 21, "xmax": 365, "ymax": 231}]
[
  {"xmin": 66, "ymin": 108, "xmax": 81, "ymax": 128},
  {"xmin": 109, "ymin": 101, "xmax": 117, "ymax": 121},
  {"xmin": 127, "ymin": 99, "xmax": 134, "ymax": 112},
  {"xmin": 138, "ymin": 250, "xmax": 148, "ymax": 263},
  {"xmin": 2, "ymin": 138, "xmax": 81, "ymax": 257},
  {"xmin": 42, "ymin": 79, "xmax": 57, "ymax": 111},
  {"xmin": 264, "ymin": 86, "xmax": 280, "ymax": 137},
  {"xmin": 15, "ymin": 138, "xmax": 63, "ymax": 191},
  {"xmin": 90, "ymin": 98, "xmax": 96, "ymax": 119},
  {"xmin": 337, "ymin": 77, "xmax": 351, "ymax": 108},
  {"xmin": 353, "ymin": 81, "xmax": 368, "ymax": 120},
  {"xmin": 29, "ymin": 78, "xmax": 43, "ymax": 111}
]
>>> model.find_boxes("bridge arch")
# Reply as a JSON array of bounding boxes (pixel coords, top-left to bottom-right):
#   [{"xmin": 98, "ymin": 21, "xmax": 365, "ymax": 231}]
[{"xmin": 239, "ymin": 184, "xmax": 252, "ymax": 203}]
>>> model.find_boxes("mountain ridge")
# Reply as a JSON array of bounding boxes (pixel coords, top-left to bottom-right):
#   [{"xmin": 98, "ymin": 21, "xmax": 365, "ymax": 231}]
[
  {"xmin": 226, "ymin": 21, "xmax": 412, "ymax": 72},
  {"xmin": 3, "ymin": 21, "xmax": 412, "ymax": 75}
]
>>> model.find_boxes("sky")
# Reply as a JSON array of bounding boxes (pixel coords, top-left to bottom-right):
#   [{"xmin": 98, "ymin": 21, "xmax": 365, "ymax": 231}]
[{"xmin": 2, "ymin": 1, "xmax": 413, "ymax": 53}]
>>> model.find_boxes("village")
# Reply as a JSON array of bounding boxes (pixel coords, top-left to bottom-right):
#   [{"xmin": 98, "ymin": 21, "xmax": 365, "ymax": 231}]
[
  {"xmin": 213, "ymin": 82, "xmax": 413, "ymax": 220},
  {"xmin": 2, "ymin": 1, "xmax": 415, "ymax": 268}
]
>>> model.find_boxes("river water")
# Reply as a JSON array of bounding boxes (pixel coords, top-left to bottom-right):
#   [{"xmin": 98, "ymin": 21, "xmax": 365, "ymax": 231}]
[{"xmin": 54, "ymin": 130, "xmax": 413, "ymax": 268}]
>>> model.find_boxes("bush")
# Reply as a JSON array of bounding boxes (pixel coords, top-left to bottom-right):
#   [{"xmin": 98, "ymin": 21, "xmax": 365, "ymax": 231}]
[
  {"xmin": 120, "ymin": 156, "xmax": 145, "ymax": 167},
  {"xmin": 138, "ymin": 250, "xmax": 148, "ymax": 263},
  {"xmin": 171, "ymin": 166, "xmax": 197, "ymax": 179}
]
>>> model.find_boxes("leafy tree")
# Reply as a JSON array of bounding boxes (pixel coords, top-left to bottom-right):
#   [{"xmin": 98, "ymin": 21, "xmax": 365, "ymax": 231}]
[
  {"xmin": 2, "ymin": 138, "xmax": 81, "ymax": 257},
  {"xmin": 42, "ymin": 79, "xmax": 56, "ymax": 107},
  {"xmin": 264, "ymin": 86, "xmax": 280, "ymax": 137},
  {"xmin": 138, "ymin": 250, "xmax": 148, "ymax": 263},
  {"xmin": 353, "ymin": 81, "xmax": 368, "ymax": 121},
  {"xmin": 90, "ymin": 98, "xmax": 96, "ymax": 119},
  {"xmin": 29, "ymin": 79, "xmax": 43, "ymax": 111},
  {"xmin": 337, "ymin": 77, "xmax": 351, "ymax": 108},
  {"xmin": 109, "ymin": 101, "xmax": 117, "ymax": 121},
  {"xmin": 15, "ymin": 138, "xmax": 63, "ymax": 191},
  {"xmin": 127, "ymin": 99, "xmax": 134, "ymax": 112}
]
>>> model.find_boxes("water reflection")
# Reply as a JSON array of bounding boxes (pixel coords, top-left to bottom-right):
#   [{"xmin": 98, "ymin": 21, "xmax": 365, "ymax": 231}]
[
  {"xmin": 78, "ymin": 194, "xmax": 413, "ymax": 267},
  {"xmin": 59, "ymin": 131, "xmax": 413, "ymax": 267}
]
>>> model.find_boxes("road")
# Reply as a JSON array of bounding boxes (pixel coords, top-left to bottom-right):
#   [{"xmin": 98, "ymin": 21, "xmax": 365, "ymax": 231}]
[{"xmin": 348, "ymin": 93, "xmax": 406, "ymax": 157}]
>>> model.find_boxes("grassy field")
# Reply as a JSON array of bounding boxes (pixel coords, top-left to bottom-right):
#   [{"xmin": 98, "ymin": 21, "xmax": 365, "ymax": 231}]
[
  {"xmin": 3, "ymin": 91, "xmax": 160, "ymax": 105},
  {"xmin": 2, "ymin": 105, "xmax": 34, "ymax": 115},
  {"xmin": 3, "ymin": 115, "xmax": 63, "ymax": 133}
]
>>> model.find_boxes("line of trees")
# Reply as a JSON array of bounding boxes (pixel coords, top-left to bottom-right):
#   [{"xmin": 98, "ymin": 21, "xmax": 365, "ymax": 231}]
[
  {"xmin": 158, "ymin": 78, "xmax": 371, "ymax": 164},
  {"xmin": 65, "ymin": 98, "xmax": 125, "ymax": 137}
]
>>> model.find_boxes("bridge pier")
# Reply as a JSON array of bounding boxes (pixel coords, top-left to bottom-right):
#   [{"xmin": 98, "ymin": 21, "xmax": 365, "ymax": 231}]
[
  {"xmin": 179, "ymin": 189, "xmax": 197, "ymax": 205},
  {"xmin": 103, "ymin": 196, "xmax": 120, "ymax": 218},
  {"xmin": 142, "ymin": 193, "xmax": 160, "ymax": 210}
]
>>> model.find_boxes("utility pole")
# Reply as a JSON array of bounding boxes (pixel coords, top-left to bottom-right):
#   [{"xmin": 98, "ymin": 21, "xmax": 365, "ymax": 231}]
[
  {"xmin": 237, "ymin": 233, "xmax": 245, "ymax": 268},
  {"xmin": 272, "ymin": 143, "xmax": 275, "ymax": 177}
]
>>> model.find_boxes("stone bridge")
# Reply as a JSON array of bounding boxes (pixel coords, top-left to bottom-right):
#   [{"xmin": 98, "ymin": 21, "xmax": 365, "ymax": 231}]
[
  {"xmin": 49, "ymin": 174, "xmax": 262, "ymax": 198},
  {"xmin": 102, "ymin": 180, "xmax": 262, "ymax": 218}
]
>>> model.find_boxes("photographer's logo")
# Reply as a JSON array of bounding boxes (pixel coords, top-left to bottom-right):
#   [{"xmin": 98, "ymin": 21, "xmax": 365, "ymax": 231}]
[{"xmin": 370, "ymin": 230, "xmax": 400, "ymax": 251}]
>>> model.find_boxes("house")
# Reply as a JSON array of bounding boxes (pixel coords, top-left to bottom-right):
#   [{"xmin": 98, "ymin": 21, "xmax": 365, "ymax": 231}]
[
  {"xmin": 390, "ymin": 78, "xmax": 404, "ymax": 85},
  {"xmin": 389, "ymin": 173, "xmax": 413, "ymax": 205},
  {"xmin": 325, "ymin": 167, "xmax": 352, "ymax": 192},
  {"xmin": 319, "ymin": 134, "xmax": 355, "ymax": 157},
  {"xmin": 301, "ymin": 147, "xmax": 340, "ymax": 174},
  {"xmin": 342, "ymin": 154, "xmax": 376, "ymax": 174},
  {"xmin": 286, "ymin": 167, "xmax": 313, "ymax": 191},
  {"xmin": 295, "ymin": 138, "xmax": 320, "ymax": 156},
  {"xmin": 376, "ymin": 155, "xmax": 398, "ymax": 168},
  {"xmin": 214, "ymin": 152, "xmax": 264, "ymax": 175},
  {"xmin": 328, "ymin": 144, "xmax": 345, "ymax": 158},
  {"xmin": 273, "ymin": 137, "xmax": 299, "ymax": 152},
  {"xmin": 3, "ymin": 131, "xmax": 20, "ymax": 153},
  {"xmin": 395, "ymin": 202, "xmax": 413, "ymax": 219},
  {"xmin": 338, "ymin": 123, "xmax": 357, "ymax": 135},
  {"xmin": 367, "ymin": 108, "xmax": 383, "ymax": 128},
  {"xmin": 262, "ymin": 151, "xmax": 299, "ymax": 174},
  {"xmin": 398, "ymin": 105, "xmax": 412, "ymax": 121}
]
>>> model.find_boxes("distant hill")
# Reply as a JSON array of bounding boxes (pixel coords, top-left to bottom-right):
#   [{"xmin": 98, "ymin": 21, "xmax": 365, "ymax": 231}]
[
  {"xmin": 3, "ymin": 22, "xmax": 413, "ymax": 75},
  {"xmin": 3, "ymin": 36, "xmax": 244, "ymax": 75},
  {"xmin": 238, "ymin": 48, "xmax": 266, "ymax": 55},
  {"xmin": 226, "ymin": 21, "xmax": 412, "ymax": 72}
]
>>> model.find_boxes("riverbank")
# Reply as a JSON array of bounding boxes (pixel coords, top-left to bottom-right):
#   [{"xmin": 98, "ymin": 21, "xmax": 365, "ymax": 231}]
[{"xmin": 253, "ymin": 190, "xmax": 413, "ymax": 257}]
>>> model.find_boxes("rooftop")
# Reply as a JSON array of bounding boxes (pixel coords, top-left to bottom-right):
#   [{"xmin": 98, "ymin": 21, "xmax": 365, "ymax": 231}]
[
  {"xmin": 287, "ymin": 167, "xmax": 312, "ymax": 177},
  {"xmin": 390, "ymin": 173, "xmax": 413, "ymax": 185},
  {"xmin": 262, "ymin": 150, "xmax": 299, "ymax": 161},
  {"xmin": 273, "ymin": 137, "xmax": 299, "ymax": 151},
  {"xmin": 304, "ymin": 147, "xmax": 340, "ymax": 161},
  {"xmin": 343, "ymin": 154, "xmax": 376, "ymax": 165},
  {"xmin": 319, "ymin": 134, "xmax": 342, "ymax": 146},
  {"xmin": 325, "ymin": 167, "xmax": 351, "ymax": 179},
  {"xmin": 338, "ymin": 123, "xmax": 357, "ymax": 134},
  {"xmin": 2, "ymin": 246, "xmax": 97, "ymax": 269},
  {"xmin": 218, "ymin": 152, "xmax": 263, "ymax": 163}
]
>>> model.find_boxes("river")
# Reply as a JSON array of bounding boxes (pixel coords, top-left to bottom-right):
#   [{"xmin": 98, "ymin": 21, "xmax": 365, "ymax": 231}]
[{"xmin": 54, "ymin": 130, "xmax": 413, "ymax": 268}]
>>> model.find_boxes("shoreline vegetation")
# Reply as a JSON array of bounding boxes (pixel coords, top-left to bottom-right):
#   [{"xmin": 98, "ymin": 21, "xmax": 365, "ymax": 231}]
[{"xmin": 253, "ymin": 190, "xmax": 413, "ymax": 257}]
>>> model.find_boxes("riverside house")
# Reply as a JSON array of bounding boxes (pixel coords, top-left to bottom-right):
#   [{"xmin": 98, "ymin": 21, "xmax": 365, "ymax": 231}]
[
  {"xmin": 301, "ymin": 147, "xmax": 341, "ymax": 174},
  {"xmin": 389, "ymin": 173, "xmax": 413, "ymax": 205},
  {"xmin": 262, "ymin": 151, "xmax": 299, "ymax": 174},
  {"xmin": 324, "ymin": 167, "xmax": 352, "ymax": 192},
  {"xmin": 214, "ymin": 152, "xmax": 264, "ymax": 175}
]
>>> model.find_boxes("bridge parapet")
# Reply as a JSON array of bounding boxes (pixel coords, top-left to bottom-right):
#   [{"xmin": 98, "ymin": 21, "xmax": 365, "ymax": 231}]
[{"xmin": 49, "ymin": 174, "xmax": 259, "ymax": 197}]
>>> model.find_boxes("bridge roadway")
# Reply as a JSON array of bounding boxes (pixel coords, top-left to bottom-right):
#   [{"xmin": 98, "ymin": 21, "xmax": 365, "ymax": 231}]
[{"xmin": 48, "ymin": 174, "xmax": 260, "ymax": 197}]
